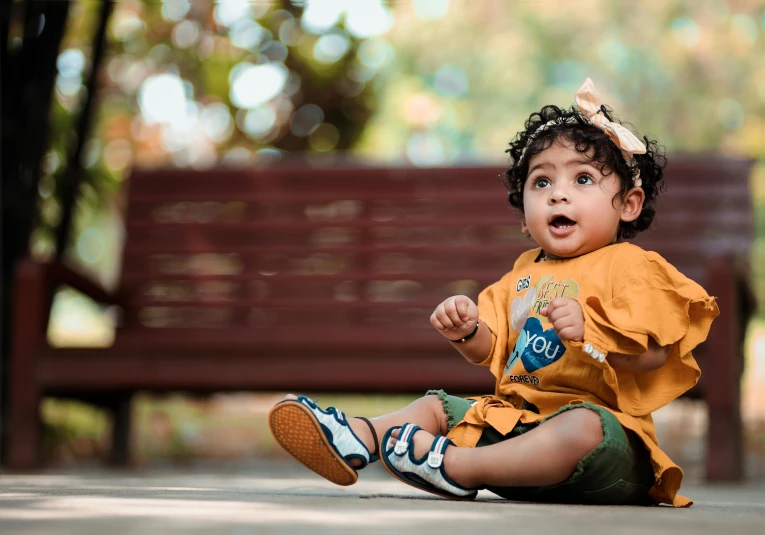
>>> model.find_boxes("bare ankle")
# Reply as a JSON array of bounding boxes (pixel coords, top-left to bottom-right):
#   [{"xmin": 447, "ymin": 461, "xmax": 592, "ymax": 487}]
[{"xmin": 444, "ymin": 447, "xmax": 479, "ymax": 489}]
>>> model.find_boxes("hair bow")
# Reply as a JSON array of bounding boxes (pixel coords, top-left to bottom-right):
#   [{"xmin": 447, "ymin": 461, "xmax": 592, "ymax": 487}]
[
  {"xmin": 518, "ymin": 78, "xmax": 646, "ymax": 187},
  {"xmin": 575, "ymin": 78, "xmax": 646, "ymax": 186}
]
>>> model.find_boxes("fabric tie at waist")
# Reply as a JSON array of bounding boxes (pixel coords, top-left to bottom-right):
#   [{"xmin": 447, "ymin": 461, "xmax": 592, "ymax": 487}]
[{"xmin": 446, "ymin": 397, "xmax": 523, "ymax": 448}]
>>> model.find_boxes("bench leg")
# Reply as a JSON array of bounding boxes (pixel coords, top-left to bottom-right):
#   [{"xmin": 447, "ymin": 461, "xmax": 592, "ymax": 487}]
[
  {"xmin": 7, "ymin": 381, "xmax": 41, "ymax": 470},
  {"xmin": 7, "ymin": 259, "xmax": 48, "ymax": 469},
  {"xmin": 108, "ymin": 394, "xmax": 133, "ymax": 467},
  {"xmin": 704, "ymin": 256, "xmax": 744, "ymax": 481}
]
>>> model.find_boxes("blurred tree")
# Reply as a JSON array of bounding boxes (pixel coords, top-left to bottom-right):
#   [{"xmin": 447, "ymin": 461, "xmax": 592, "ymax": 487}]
[
  {"xmin": 1, "ymin": 0, "xmax": 72, "ymax": 462},
  {"xmin": 1, "ymin": 0, "xmax": 113, "ymax": 463}
]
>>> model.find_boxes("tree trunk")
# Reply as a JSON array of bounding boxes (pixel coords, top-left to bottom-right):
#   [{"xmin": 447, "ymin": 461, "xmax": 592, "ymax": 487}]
[
  {"xmin": 0, "ymin": 0, "xmax": 71, "ymax": 464},
  {"xmin": 55, "ymin": 0, "xmax": 114, "ymax": 256}
]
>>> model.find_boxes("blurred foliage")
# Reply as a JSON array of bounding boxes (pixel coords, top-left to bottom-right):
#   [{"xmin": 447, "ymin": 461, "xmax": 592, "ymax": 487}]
[
  {"xmin": 41, "ymin": 398, "xmax": 110, "ymax": 463},
  {"xmin": 359, "ymin": 1, "xmax": 765, "ymax": 166},
  {"xmin": 33, "ymin": 0, "xmax": 384, "ymax": 272}
]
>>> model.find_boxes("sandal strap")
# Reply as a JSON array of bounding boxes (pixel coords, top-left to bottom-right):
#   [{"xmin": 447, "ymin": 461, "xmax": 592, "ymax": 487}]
[
  {"xmin": 427, "ymin": 436, "xmax": 450, "ymax": 469},
  {"xmin": 355, "ymin": 416, "xmax": 379, "ymax": 458},
  {"xmin": 394, "ymin": 423, "xmax": 420, "ymax": 456}
]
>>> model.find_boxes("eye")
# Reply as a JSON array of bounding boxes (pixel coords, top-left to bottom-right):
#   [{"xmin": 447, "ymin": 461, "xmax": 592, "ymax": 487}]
[
  {"xmin": 533, "ymin": 178, "xmax": 550, "ymax": 189},
  {"xmin": 576, "ymin": 174, "xmax": 594, "ymax": 185}
]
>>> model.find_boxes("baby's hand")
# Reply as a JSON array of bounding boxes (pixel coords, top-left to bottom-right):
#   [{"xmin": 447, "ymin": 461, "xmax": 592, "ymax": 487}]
[
  {"xmin": 431, "ymin": 295, "xmax": 479, "ymax": 341},
  {"xmin": 540, "ymin": 298, "xmax": 584, "ymax": 342}
]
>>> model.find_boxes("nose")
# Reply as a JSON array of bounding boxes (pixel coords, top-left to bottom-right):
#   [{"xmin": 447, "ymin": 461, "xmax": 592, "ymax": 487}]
[{"xmin": 549, "ymin": 186, "xmax": 570, "ymax": 204}]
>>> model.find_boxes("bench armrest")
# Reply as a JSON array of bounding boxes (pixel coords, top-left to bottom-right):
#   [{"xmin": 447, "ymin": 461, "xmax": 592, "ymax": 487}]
[{"xmin": 48, "ymin": 259, "xmax": 125, "ymax": 307}]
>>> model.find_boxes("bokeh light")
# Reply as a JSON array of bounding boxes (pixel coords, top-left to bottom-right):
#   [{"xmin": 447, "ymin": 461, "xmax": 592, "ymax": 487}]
[
  {"xmin": 171, "ymin": 20, "xmax": 201, "ymax": 49},
  {"xmin": 345, "ymin": 0, "xmax": 393, "ymax": 38},
  {"xmin": 138, "ymin": 73, "xmax": 188, "ymax": 124},
  {"xmin": 161, "ymin": 0, "xmax": 190, "ymax": 23},
  {"xmin": 717, "ymin": 98, "xmax": 745, "ymax": 130},
  {"xmin": 229, "ymin": 63, "xmax": 288, "ymax": 110},
  {"xmin": 240, "ymin": 106, "xmax": 277, "ymax": 140},
  {"xmin": 406, "ymin": 132, "xmax": 445, "ymax": 167},
  {"xmin": 314, "ymin": 32, "xmax": 351, "ymax": 63},
  {"xmin": 433, "ymin": 66, "xmax": 468, "ymax": 98},
  {"xmin": 301, "ymin": 0, "xmax": 344, "ymax": 34},
  {"xmin": 671, "ymin": 17, "xmax": 702, "ymax": 47},
  {"xmin": 357, "ymin": 38, "xmax": 394, "ymax": 71},
  {"xmin": 290, "ymin": 104, "xmax": 324, "ymax": 137},
  {"xmin": 413, "ymin": 0, "xmax": 450, "ymax": 20},
  {"xmin": 200, "ymin": 103, "xmax": 234, "ymax": 144},
  {"xmin": 228, "ymin": 19, "xmax": 269, "ymax": 51},
  {"xmin": 213, "ymin": 0, "xmax": 253, "ymax": 28},
  {"xmin": 76, "ymin": 227, "xmax": 105, "ymax": 264}
]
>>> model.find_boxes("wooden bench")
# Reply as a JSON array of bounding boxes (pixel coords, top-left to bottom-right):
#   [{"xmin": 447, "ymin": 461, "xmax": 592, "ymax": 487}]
[{"xmin": 8, "ymin": 158, "xmax": 754, "ymax": 480}]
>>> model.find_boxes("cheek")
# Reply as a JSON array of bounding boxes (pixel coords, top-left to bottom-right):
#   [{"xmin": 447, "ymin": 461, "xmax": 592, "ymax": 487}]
[
  {"xmin": 586, "ymin": 205, "xmax": 622, "ymax": 234},
  {"xmin": 521, "ymin": 195, "xmax": 547, "ymax": 228}
]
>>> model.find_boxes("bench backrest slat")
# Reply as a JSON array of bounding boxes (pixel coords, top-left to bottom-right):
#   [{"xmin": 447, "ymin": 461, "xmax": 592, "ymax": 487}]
[{"xmin": 116, "ymin": 160, "xmax": 752, "ymax": 340}]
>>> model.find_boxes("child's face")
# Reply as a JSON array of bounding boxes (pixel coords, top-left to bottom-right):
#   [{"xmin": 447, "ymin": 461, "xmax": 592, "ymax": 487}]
[{"xmin": 521, "ymin": 138, "xmax": 644, "ymax": 259}]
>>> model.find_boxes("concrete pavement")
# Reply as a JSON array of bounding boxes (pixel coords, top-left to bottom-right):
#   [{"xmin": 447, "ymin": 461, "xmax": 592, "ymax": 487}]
[{"xmin": 1, "ymin": 461, "xmax": 764, "ymax": 534}]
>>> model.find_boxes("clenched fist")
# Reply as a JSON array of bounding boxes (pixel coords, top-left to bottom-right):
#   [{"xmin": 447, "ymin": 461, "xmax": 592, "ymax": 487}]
[
  {"xmin": 431, "ymin": 295, "xmax": 479, "ymax": 341},
  {"xmin": 540, "ymin": 297, "xmax": 584, "ymax": 342}
]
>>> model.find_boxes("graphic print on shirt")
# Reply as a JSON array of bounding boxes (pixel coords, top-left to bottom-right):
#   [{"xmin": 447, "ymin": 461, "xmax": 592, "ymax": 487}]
[{"xmin": 505, "ymin": 275, "xmax": 581, "ymax": 375}]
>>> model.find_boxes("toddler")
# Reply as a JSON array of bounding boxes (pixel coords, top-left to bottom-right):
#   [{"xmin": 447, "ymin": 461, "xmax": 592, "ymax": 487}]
[{"xmin": 268, "ymin": 78, "xmax": 718, "ymax": 507}]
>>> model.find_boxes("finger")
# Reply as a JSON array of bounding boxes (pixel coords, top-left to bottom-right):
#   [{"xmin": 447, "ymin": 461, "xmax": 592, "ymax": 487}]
[
  {"xmin": 430, "ymin": 312, "xmax": 447, "ymax": 331},
  {"xmin": 455, "ymin": 296, "xmax": 470, "ymax": 321},
  {"xmin": 546, "ymin": 297, "xmax": 569, "ymax": 312},
  {"xmin": 542, "ymin": 298, "xmax": 565, "ymax": 317},
  {"xmin": 444, "ymin": 299, "xmax": 464, "ymax": 327},
  {"xmin": 466, "ymin": 300, "xmax": 479, "ymax": 321},
  {"xmin": 547, "ymin": 306, "xmax": 570, "ymax": 324},
  {"xmin": 557, "ymin": 327, "xmax": 582, "ymax": 342},
  {"xmin": 436, "ymin": 305, "xmax": 456, "ymax": 330},
  {"xmin": 556, "ymin": 327, "xmax": 574, "ymax": 341},
  {"xmin": 552, "ymin": 316, "xmax": 574, "ymax": 332}
]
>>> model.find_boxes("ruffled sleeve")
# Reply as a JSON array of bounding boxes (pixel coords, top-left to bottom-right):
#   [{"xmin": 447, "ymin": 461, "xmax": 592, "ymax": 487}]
[{"xmin": 572, "ymin": 251, "xmax": 719, "ymax": 416}]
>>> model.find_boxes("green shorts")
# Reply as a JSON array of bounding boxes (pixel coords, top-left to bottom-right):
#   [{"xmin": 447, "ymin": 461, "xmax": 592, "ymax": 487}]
[{"xmin": 427, "ymin": 390, "xmax": 655, "ymax": 505}]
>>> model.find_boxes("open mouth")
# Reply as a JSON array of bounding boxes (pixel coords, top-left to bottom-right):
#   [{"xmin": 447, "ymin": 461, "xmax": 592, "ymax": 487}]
[{"xmin": 549, "ymin": 215, "xmax": 576, "ymax": 229}]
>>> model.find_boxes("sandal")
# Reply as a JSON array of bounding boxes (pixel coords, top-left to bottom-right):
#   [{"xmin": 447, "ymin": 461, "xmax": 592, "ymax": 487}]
[
  {"xmin": 380, "ymin": 423, "xmax": 479, "ymax": 500},
  {"xmin": 268, "ymin": 395, "xmax": 379, "ymax": 486}
]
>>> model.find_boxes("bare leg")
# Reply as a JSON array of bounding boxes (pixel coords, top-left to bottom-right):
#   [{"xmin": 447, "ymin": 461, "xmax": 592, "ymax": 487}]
[
  {"xmin": 281, "ymin": 394, "xmax": 448, "ymax": 466},
  {"xmin": 389, "ymin": 407, "xmax": 604, "ymax": 488}
]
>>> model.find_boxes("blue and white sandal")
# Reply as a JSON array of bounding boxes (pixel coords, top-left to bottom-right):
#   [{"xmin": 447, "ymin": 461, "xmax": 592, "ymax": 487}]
[
  {"xmin": 268, "ymin": 395, "xmax": 378, "ymax": 486},
  {"xmin": 381, "ymin": 423, "xmax": 479, "ymax": 500}
]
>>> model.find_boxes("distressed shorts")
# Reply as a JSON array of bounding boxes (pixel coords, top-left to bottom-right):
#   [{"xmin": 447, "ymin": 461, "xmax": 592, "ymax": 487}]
[{"xmin": 427, "ymin": 390, "xmax": 656, "ymax": 505}]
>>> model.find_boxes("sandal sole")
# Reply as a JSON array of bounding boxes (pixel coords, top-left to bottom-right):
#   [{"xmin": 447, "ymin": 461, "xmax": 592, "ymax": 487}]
[
  {"xmin": 380, "ymin": 430, "xmax": 477, "ymax": 501},
  {"xmin": 269, "ymin": 401, "xmax": 358, "ymax": 486}
]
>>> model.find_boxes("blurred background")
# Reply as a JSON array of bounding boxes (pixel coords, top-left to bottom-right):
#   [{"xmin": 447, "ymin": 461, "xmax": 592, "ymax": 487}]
[{"xmin": 2, "ymin": 0, "xmax": 764, "ymax": 478}]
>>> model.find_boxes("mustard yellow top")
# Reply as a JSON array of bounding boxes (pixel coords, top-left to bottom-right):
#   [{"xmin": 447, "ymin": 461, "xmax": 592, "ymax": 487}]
[{"xmin": 445, "ymin": 243, "xmax": 719, "ymax": 507}]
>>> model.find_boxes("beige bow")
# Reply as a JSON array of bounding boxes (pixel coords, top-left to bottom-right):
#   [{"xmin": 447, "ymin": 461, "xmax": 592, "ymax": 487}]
[
  {"xmin": 575, "ymin": 78, "xmax": 646, "ymax": 186},
  {"xmin": 519, "ymin": 78, "xmax": 645, "ymax": 187}
]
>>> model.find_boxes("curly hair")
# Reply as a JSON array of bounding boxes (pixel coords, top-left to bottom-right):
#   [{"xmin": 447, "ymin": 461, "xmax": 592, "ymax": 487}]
[{"xmin": 503, "ymin": 104, "xmax": 666, "ymax": 240}]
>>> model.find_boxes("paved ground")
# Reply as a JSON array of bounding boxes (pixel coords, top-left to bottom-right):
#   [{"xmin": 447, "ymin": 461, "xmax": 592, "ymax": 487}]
[{"xmin": 1, "ymin": 461, "xmax": 764, "ymax": 535}]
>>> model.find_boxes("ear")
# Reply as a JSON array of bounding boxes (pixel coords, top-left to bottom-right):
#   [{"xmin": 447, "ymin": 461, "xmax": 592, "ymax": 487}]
[
  {"xmin": 620, "ymin": 187, "xmax": 645, "ymax": 223},
  {"xmin": 521, "ymin": 216, "xmax": 528, "ymax": 233}
]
